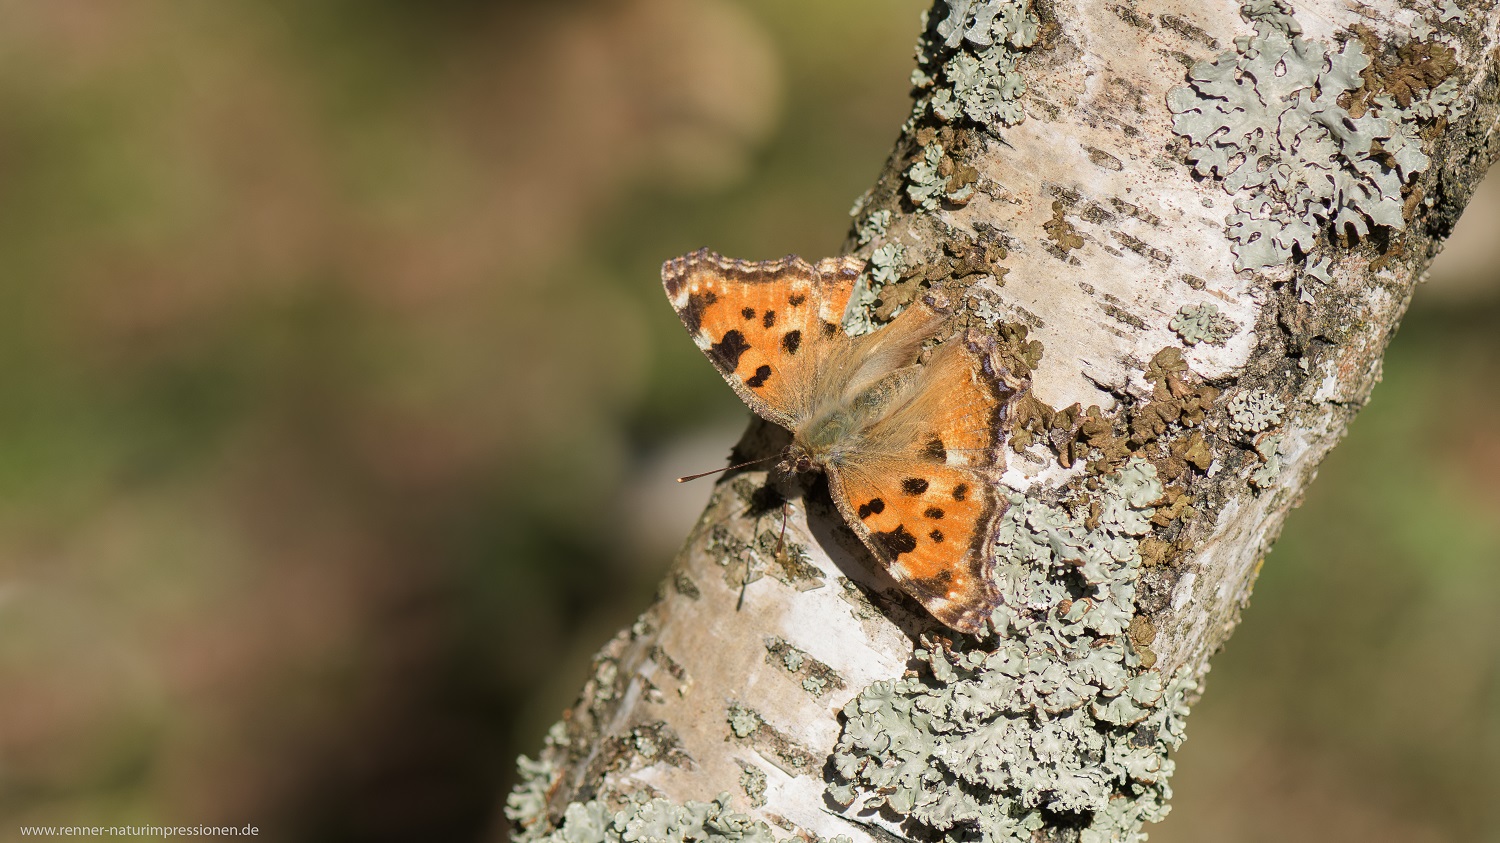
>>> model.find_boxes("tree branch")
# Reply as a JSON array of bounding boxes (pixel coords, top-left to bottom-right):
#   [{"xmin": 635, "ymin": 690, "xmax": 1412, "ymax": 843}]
[{"xmin": 506, "ymin": 1, "xmax": 1500, "ymax": 841}]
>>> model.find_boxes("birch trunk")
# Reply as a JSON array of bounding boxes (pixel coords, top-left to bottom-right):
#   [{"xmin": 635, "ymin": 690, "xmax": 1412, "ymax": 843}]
[{"xmin": 507, "ymin": 1, "xmax": 1500, "ymax": 841}]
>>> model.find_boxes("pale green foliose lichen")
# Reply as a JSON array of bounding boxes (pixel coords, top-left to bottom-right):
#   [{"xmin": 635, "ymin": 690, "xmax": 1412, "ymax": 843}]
[
  {"xmin": 907, "ymin": 144, "xmax": 953, "ymax": 212},
  {"xmin": 844, "ymin": 241, "xmax": 909, "ymax": 336},
  {"xmin": 934, "ymin": 0, "xmax": 1040, "ymax": 49},
  {"xmin": 739, "ymin": 765, "xmax": 768, "ymax": 808},
  {"xmin": 1227, "ymin": 390, "xmax": 1286, "ymax": 436},
  {"xmin": 967, "ymin": 290, "xmax": 1009, "ymax": 327},
  {"xmin": 1399, "ymin": 76, "xmax": 1461, "ymax": 122},
  {"xmin": 855, "ymin": 209, "xmax": 891, "ymax": 246},
  {"xmin": 528, "ymin": 793, "xmax": 782, "ymax": 843},
  {"xmin": 911, "ymin": 1, "xmax": 1039, "ymax": 132},
  {"xmin": 1250, "ymin": 433, "xmax": 1286, "ymax": 489},
  {"xmin": 727, "ymin": 702, "xmax": 761, "ymax": 739},
  {"xmin": 508, "ymin": 754, "xmax": 560, "ymax": 842},
  {"xmin": 510, "ymin": 721, "xmax": 573, "ymax": 842},
  {"xmin": 1169, "ymin": 302, "xmax": 1238, "ymax": 346},
  {"xmin": 828, "ymin": 459, "xmax": 1197, "ymax": 842},
  {"xmin": 781, "ymin": 649, "xmax": 804, "ymax": 672},
  {"xmin": 1295, "ymin": 255, "xmax": 1334, "ymax": 303},
  {"xmin": 1168, "ymin": 1, "xmax": 1444, "ymax": 271}
]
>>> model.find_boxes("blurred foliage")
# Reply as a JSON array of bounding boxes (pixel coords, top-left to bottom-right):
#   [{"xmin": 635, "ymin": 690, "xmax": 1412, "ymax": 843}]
[{"xmin": 0, "ymin": 2, "xmax": 1493, "ymax": 842}]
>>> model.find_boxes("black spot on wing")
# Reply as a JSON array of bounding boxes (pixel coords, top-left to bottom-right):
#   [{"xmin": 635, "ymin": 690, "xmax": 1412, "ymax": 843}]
[
  {"xmin": 872, "ymin": 524, "xmax": 917, "ymax": 557},
  {"xmin": 952, "ymin": 483, "xmax": 969, "ymax": 502},
  {"xmin": 781, "ymin": 330, "xmax": 802, "ymax": 354},
  {"xmin": 902, "ymin": 478, "xmax": 929, "ymax": 495},
  {"xmin": 741, "ymin": 307, "xmax": 756, "ymax": 320},
  {"xmin": 923, "ymin": 437, "xmax": 947, "ymax": 462},
  {"xmin": 709, "ymin": 329, "xmax": 752, "ymax": 372},
  {"xmin": 678, "ymin": 290, "xmax": 718, "ymax": 333},
  {"xmin": 857, "ymin": 498, "xmax": 885, "ymax": 519},
  {"xmin": 821, "ymin": 322, "xmax": 840, "ymax": 338},
  {"xmin": 929, "ymin": 529, "xmax": 944, "ymax": 543},
  {"xmin": 789, "ymin": 293, "xmax": 807, "ymax": 307},
  {"xmin": 762, "ymin": 310, "xmax": 776, "ymax": 328},
  {"xmin": 745, "ymin": 365, "xmax": 772, "ymax": 388},
  {"xmin": 924, "ymin": 507, "xmax": 944, "ymax": 519},
  {"xmin": 919, "ymin": 569, "xmax": 953, "ymax": 587}
]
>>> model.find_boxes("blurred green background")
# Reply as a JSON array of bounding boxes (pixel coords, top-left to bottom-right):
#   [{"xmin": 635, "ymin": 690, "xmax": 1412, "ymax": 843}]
[{"xmin": 0, "ymin": 2, "xmax": 1494, "ymax": 841}]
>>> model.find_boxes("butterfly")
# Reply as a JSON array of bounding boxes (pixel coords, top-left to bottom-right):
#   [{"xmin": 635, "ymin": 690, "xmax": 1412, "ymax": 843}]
[{"xmin": 662, "ymin": 248, "xmax": 1015, "ymax": 634}]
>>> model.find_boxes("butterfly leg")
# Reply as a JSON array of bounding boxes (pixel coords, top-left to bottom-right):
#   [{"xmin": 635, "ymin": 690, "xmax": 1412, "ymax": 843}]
[{"xmin": 775, "ymin": 499, "xmax": 789, "ymax": 560}]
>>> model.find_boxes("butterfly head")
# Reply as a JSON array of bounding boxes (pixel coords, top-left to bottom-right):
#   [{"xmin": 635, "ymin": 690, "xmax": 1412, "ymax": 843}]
[{"xmin": 778, "ymin": 441, "xmax": 819, "ymax": 477}]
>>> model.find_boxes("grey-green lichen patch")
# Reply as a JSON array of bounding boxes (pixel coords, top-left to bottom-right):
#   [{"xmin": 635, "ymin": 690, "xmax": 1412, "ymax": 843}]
[
  {"xmin": 508, "ymin": 752, "xmax": 561, "ymax": 841},
  {"xmin": 705, "ymin": 499, "xmax": 822, "ymax": 594},
  {"xmin": 726, "ymin": 701, "xmax": 819, "ymax": 775},
  {"xmin": 528, "ymin": 792, "xmax": 781, "ymax": 843},
  {"xmin": 906, "ymin": 143, "xmax": 972, "ymax": 212},
  {"xmin": 855, "ymin": 209, "xmax": 891, "ymax": 246},
  {"xmin": 912, "ymin": 1, "xmax": 1040, "ymax": 132},
  {"xmin": 838, "ymin": 576, "xmax": 885, "ymax": 623},
  {"xmin": 727, "ymin": 702, "xmax": 762, "ymax": 739},
  {"xmin": 828, "ymin": 459, "xmax": 1198, "ymax": 842},
  {"xmin": 601, "ymin": 722, "xmax": 695, "ymax": 775},
  {"xmin": 992, "ymin": 459, "xmax": 1162, "ymax": 640},
  {"xmin": 510, "ymin": 721, "xmax": 573, "ymax": 842},
  {"xmin": 1294, "ymin": 255, "xmax": 1334, "ymax": 303},
  {"xmin": 1226, "ymin": 390, "xmax": 1286, "ymax": 437},
  {"xmin": 1167, "ymin": 1, "xmax": 1451, "ymax": 271},
  {"xmin": 1169, "ymin": 302, "xmax": 1238, "ymax": 346},
  {"xmin": 764, "ymin": 636, "xmax": 847, "ymax": 699},
  {"xmin": 1249, "ymin": 433, "xmax": 1286, "ymax": 489},
  {"xmin": 738, "ymin": 763, "xmax": 768, "ymax": 809},
  {"xmin": 845, "ymin": 241, "xmax": 911, "ymax": 335}
]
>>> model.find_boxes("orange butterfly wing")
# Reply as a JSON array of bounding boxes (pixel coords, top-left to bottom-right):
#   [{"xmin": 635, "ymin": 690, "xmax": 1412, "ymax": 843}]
[
  {"xmin": 662, "ymin": 249, "xmax": 858, "ymax": 425},
  {"xmin": 826, "ymin": 329, "xmax": 1010, "ymax": 633}
]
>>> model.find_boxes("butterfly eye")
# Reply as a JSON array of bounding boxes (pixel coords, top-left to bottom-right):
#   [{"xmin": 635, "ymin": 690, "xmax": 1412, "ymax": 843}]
[{"xmin": 795, "ymin": 456, "xmax": 812, "ymax": 474}]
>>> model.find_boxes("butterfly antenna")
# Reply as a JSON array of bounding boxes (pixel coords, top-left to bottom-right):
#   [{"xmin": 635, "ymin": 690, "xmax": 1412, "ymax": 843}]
[{"xmin": 676, "ymin": 455, "xmax": 775, "ymax": 483}]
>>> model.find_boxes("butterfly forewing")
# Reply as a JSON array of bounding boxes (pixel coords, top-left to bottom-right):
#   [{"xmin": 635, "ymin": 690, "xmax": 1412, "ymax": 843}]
[{"xmin": 663, "ymin": 249, "xmax": 859, "ymax": 426}]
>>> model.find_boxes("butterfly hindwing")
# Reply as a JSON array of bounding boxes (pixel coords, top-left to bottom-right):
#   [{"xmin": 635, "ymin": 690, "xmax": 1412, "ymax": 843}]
[
  {"xmin": 663, "ymin": 249, "xmax": 860, "ymax": 426},
  {"xmin": 827, "ymin": 329, "xmax": 1011, "ymax": 633}
]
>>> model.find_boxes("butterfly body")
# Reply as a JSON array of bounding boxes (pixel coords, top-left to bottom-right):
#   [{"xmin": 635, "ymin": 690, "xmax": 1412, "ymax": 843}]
[{"xmin": 663, "ymin": 249, "xmax": 1013, "ymax": 634}]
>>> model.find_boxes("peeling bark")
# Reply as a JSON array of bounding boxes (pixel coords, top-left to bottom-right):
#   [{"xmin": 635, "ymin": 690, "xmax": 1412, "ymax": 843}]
[{"xmin": 507, "ymin": 1, "xmax": 1500, "ymax": 841}]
